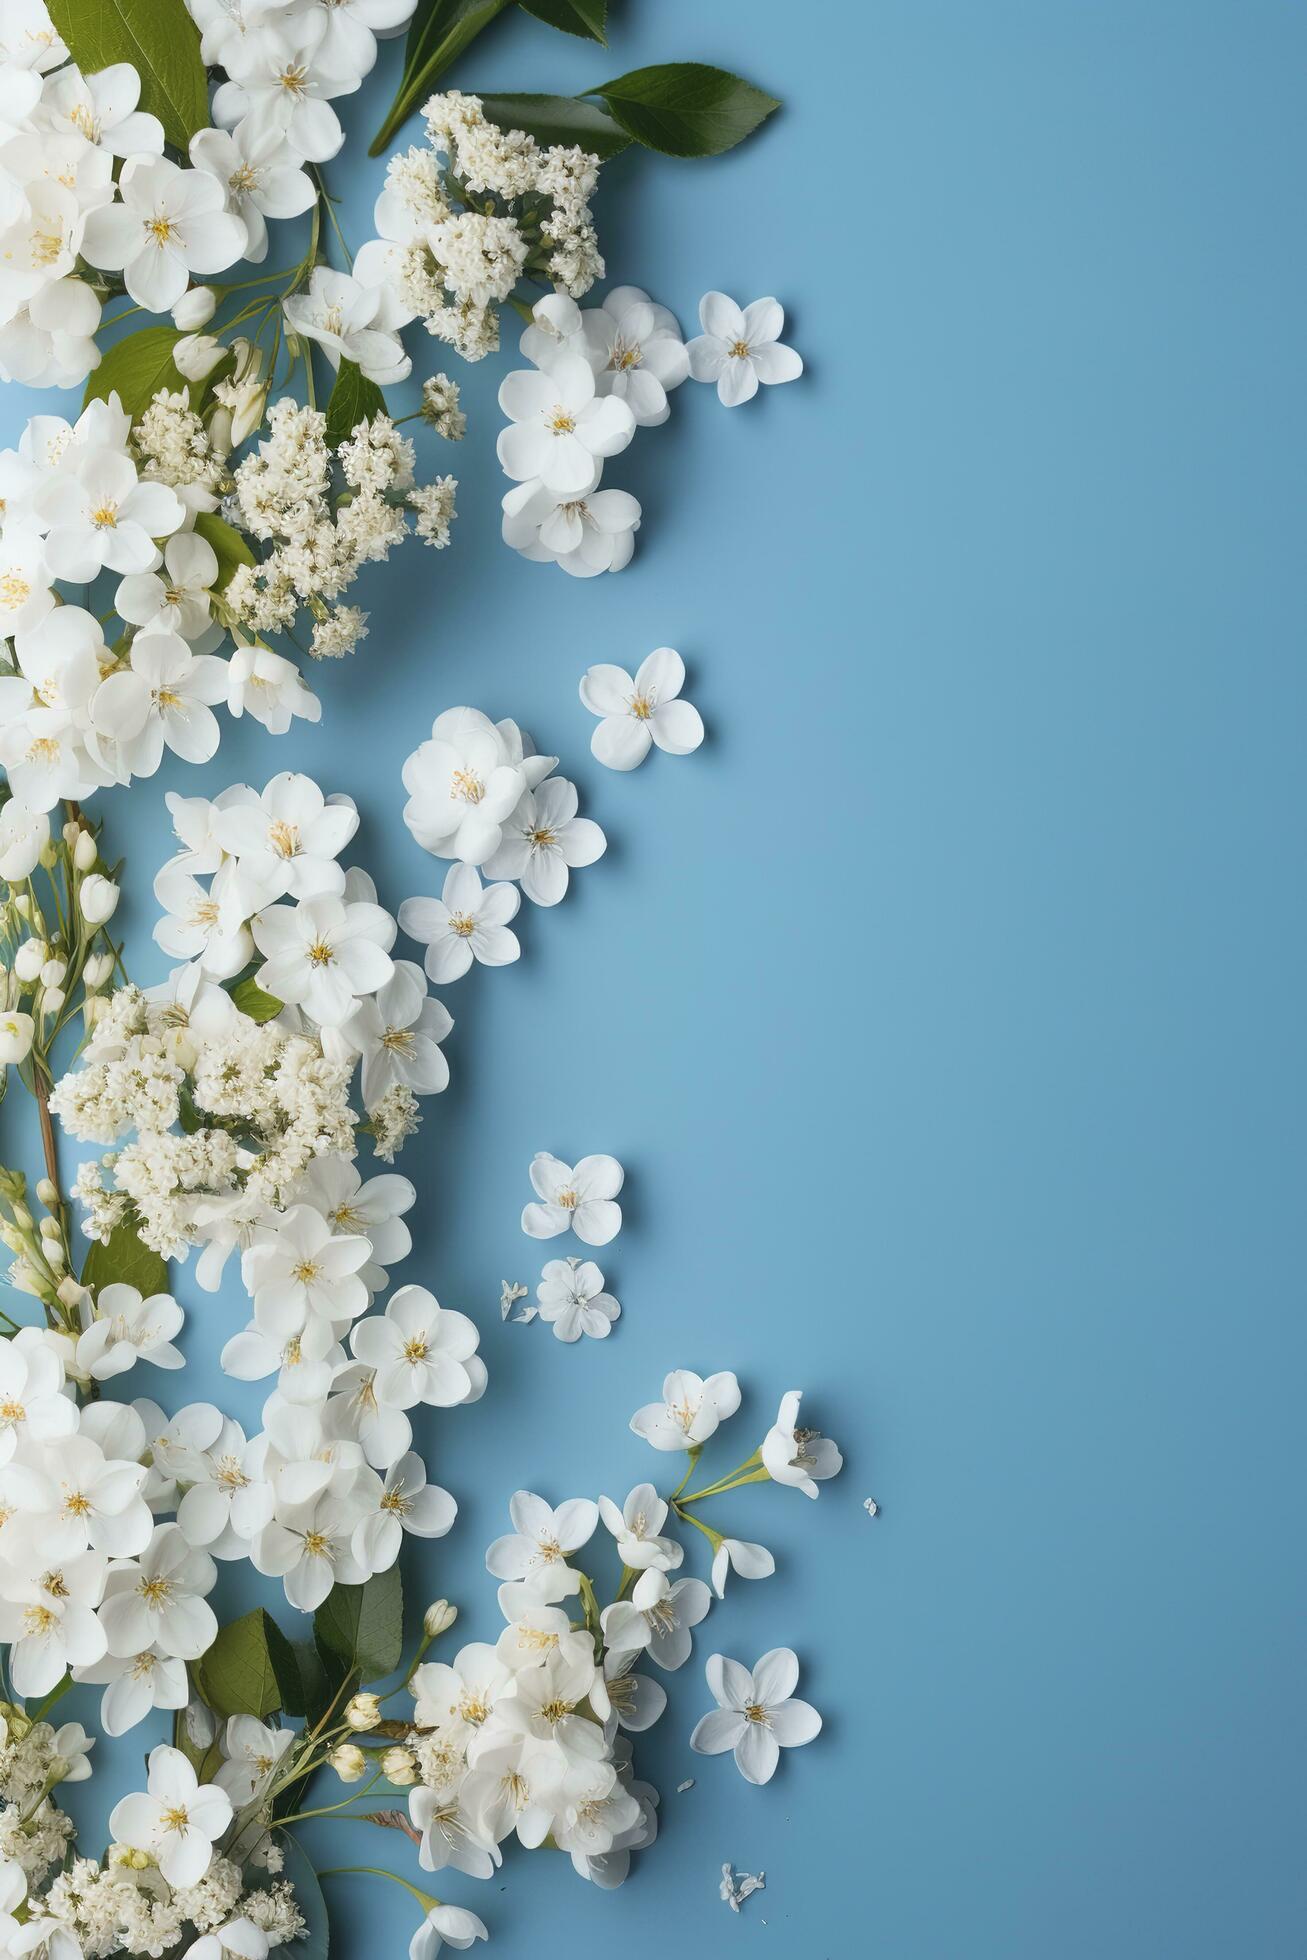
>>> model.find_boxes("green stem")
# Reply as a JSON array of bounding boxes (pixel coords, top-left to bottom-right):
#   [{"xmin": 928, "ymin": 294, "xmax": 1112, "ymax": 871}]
[
  {"xmin": 29, "ymin": 1673, "xmax": 73, "ymax": 1722},
  {"xmin": 278, "ymin": 1769, "xmax": 384, "ymax": 1824},
  {"xmin": 678, "ymin": 1466, "xmax": 772, "ymax": 1503},
  {"xmin": 320, "ymin": 1866, "xmax": 442, "ymax": 1912},
  {"xmin": 672, "ymin": 1505, "xmax": 723, "ymax": 1552},
  {"xmin": 669, "ymin": 1447, "xmax": 701, "ymax": 1501}
]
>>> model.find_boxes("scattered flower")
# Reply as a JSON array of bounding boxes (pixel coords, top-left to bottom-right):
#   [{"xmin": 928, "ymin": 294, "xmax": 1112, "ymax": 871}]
[
  {"xmin": 690, "ymin": 1649, "xmax": 821, "ymax": 1784},
  {"xmin": 536, "ymin": 1256, "xmax": 620, "ymax": 1342},
  {"xmin": 579, "ymin": 647, "xmax": 705, "ymax": 771},
  {"xmin": 521, "ymin": 1152, "xmax": 623, "ymax": 1246},
  {"xmin": 687, "ymin": 292, "xmax": 803, "ymax": 407}
]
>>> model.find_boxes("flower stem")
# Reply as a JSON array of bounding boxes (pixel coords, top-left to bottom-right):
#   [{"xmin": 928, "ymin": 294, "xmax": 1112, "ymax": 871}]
[{"xmin": 319, "ymin": 1866, "xmax": 441, "ymax": 1912}]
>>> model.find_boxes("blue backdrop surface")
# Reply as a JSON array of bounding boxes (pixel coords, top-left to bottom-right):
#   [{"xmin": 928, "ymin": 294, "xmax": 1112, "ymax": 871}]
[{"xmin": 4, "ymin": 2, "xmax": 1305, "ymax": 1955}]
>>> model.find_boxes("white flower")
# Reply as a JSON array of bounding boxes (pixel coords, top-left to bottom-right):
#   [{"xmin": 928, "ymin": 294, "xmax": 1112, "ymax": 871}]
[
  {"xmin": 334, "ymin": 960, "xmax": 452, "ymax": 1109},
  {"xmin": 689, "ymin": 1648, "xmax": 821, "ymax": 1783},
  {"xmin": 760, "ymin": 1389, "xmax": 843, "ymax": 1497},
  {"xmin": 40, "ymin": 446, "xmax": 185, "ymax": 582},
  {"xmin": 251, "ymin": 891, "xmax": 395, "ymax": 1027},
  {"xmin": 109, "ymin": 1743, "xmax": 233, "ymax": 1885},
  {"xmin": 600, "ymin": 1570, "xmax": 711, "ymax": 1670},
  {"xmin": 630, "ymin": 1369, "xmax": 741, "ymax": 1451},
  {"xmin": 501, "ymin": 479, "xmax": 640, "ymax": 577},
  {"xmin": 710, "ymin": 1536, "xmax": 775, "ymax": 1598},
  {"xmin": 0, "ymin": 1549, "xmax": 108, "ymax": 1696},
  {"xmin": 292, "ymin": 1154, "xmax": 414, "ymax": 1292},
  {"xmin": 350, "ymin": 1286, "xmax": 479, "ymax": 1409},
  {"xmin": 536, "ymin": 1257, "xmax": 620, "ymax": 1343},
  {"xmin": 484, "ymin": 1489, "xmax": 598, "ymax": 1604},
  {"xmin": 216, "ymin": 14, "xmax": 359, "ymax": 159},
  {"xmin": 521, "ymin": 1153, "xmax": 622, "ymax": 1246},
  {"xmin": 411, "ymin": 1640, "xmax": 512, "ymax": 1743},
  {"xmin": 283, "ymin": 266, "xmax": 410, "ymax": 386},
  {"xmin": 0, "ymin": 800, "xmax": 48, "ymax": 881},
  {"xmin": 518, "ymin": 292, "xmax": 584, "ymax": 371},
  {"xmin": 483, "ymin": 777, "xmax": 606, "ymax": 906},
  {"xmin": 0, "ymin": 1009, "xmax": 35, "ymax": 1066},
  {"xmin": 189, "ymin": 121, "xmax": 315, "ymax": 264},
  {"xmin": 0, "ymin": 1331, "xmax": 76, "ymax": 1463},
  {"xmin": 89, "ymin": 630, "xmax": 229, "ymax": 775},
  {"xmin": 0, "ymin": 522, "xmax": 53, "ymax": 636},
  {"xmin": 213, "ymin": 771, "xmax": 359, "ymax": 900},
  {"xmin": 49, "ymin": 1719, "xmax": 95, "ymax": 1782},
  {"xmin": 185, "ymin": 1916, "xmax": 270, "ymax": 1960},
  {"xmin": 82, "ymin": 155, "xmax": 246, "ymax": 313},
  {"xmin": 598, "ymin": 1483, "xmax": 682, "ymax": 1572},
  {"xmin": 39, "ymin": 61, "xmax": 164, "ymax": 156},
  {"xmin": 173, "ymin": 284, "xmax": 217, "ymax": 328},
  {"xmin": 152, "ymin": 857, "xmax": 258, "ymax": 976},
  {"xmin": 175, "ymin": 1417, "xmax": 273, "ymax": 1557},
  {"xmin": 0, "ymin": 1430, "xmax": 151, "ymax": 1557},
  {"xmin": 213, "ymin": 1714, "xmax": 294, "ymax": 1804},
  {"xmin": 410, "ymin": 1905, "xmax": 488, "ymax": 1960},
  {"xmin": 75, "ymin": 1283, "xmax": 184, "ymax": 1380},
  {"xmin": 496, "ymin": 356, "xmax": 634, "ymax": 496},
  {"xmin": 687, "ymin": 292, "xmax": 803, "ymax": 406},
  {"xmin": 226, "ymin": 643, "xmax": 321, "ymax": 733},
  {"xmin": 398, "ymin": 862, "xmax": 520, "ymax": 983},
  {"xmin": 75, "ymin": 1644, "xmax": 189, "ymax": 1737},
  {"xmin": 353, "ymin": 1450, "xmax": 457, "ymax": 1571},
  {"xmin": 580, "ymin": 285, "xmax": 689, "ymax": 426},
  {"xmin": 252, "ymin": 1490, "xmax": 368, "ymax": 1610},
  {"xmin": 579, "ymin": 647, "xmax": 704, "ymax": 770},
  {"xmin": 242, "ymin": 1204, "xmax": 371, "ymax": 1343},
  {"xmin": 402, "ymin": 707, "xmax": 526, "ymax": 866},
  {"xmin": 98, "ymin": 1523, "xmax": 218, "ymax": 1660},
  {"xmin": 115, "ymin": 532, "xmax": 220, "ymax": 640}
]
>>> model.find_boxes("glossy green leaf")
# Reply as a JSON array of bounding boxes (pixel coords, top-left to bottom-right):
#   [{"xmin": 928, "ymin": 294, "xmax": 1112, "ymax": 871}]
[
  {"xmin": 315, "ymin": 1566, "xmax": 404, "ymax": 1680},
  {"xmin": 269, "ymin": 1627, "xmax": 334, "ymax": 1723},
  {"xmin": 82, "ymin": 325, "xmax": 187, "ymax": 416},
  {"xmin": 475, "ymin": 92, "xmax": 629, "ymax": 158},
  {"xmin": 595, "ymin": 62, "xmax": 780, "ymax": 158},
  {"xmin": 47, "ymin": 0, "xmax": 208, "ymax": 151},
  {"xmin": 519, "ymin": 0, "xmax": 605, "ymax": 42},
  {"xmin": 371, "ymin": 0, "xmax": 513, "ymax": 156},
  {"xmin": 230, "ymin": 976, "xmax": 284, "ymax": 1023},
  {"xmin": 80, "ymin": 1211, "xmax": 168, "ymax": 1300},
  {"xmin": 192, "ymin": 512, "xmax": 256, "ymax": 590},
  {"xmin": 195, "ymin": 1609, "xmax": 283, "ymax": 1719},
  {"xmin": 324, "ymin": 359, "xmax": 387, "ymax": 448}
]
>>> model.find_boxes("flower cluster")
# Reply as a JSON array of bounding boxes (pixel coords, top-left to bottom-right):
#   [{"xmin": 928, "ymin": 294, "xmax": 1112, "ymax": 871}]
[
  {"xmin": 381, "ymin": 1373, "xmax": 840, "ymax": 1898},
  {"xmin": 225, "ymin": 398, "xmax": 456, "ymax": 658},
  {"xmin": 361, "ymin": 91, "xmax": 604, "ymax": 364}
]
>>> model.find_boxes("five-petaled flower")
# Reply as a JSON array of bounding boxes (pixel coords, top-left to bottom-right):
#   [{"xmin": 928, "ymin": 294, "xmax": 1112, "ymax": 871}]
[{"xmin": 690, "ymin": 1648, "xmax": 822, "ymax": 1784}]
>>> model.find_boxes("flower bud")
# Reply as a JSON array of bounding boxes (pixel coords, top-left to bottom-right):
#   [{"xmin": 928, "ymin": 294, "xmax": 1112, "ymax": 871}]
[
  {"xmin": 381, "ymin": 1747, "xmax": 418, "ymax": 1786},
  {"xmin": 73, "ymin": 831, "xmax": 98, "ymax": 872},
  {"xmin": 423, "ymin": 1599, "xmax": 458, "ymax": 1639},
  {"xmin": 40, "ymin": 958, "xmax": 66, "ymax": 989},
  {"xmin": 57, "ymin": 1275, "xmax": 87, "ymax": 1310},
  {"xmin": 37, "ymin": 837, "xmax": 58, "ymax": 870},
  {"xmin": 35, "ymin": 1178, "xmax": 57, "ymax": 1207},
  {"xmin": 328, "ymin": 1743, "xmax": 367, "ymax": 1782},
  {"xmin": 38, "ymin": 1214, "xmax": 60, "ymax": 1241},
  {"xmin": 83, "ymin": 952, "xmax": 115, "ymax": 990},
  {"xmin": 174, "ymin": 332, "xmax": 226, "ymax": 381},
  {"xmin": 41, "ymin": 987, "xmax": 66, "ymax": 1017},
  {"xmin": 14, "ymin": 940, "xmax": 46, "ymax": 982},
  {"xmin": 11, "ymin": 894, "xmax": 30, "ymax": 919},
  {"xmin": 79, "ymin": 875, "xmax": 119, "ymax": 925},
  {"xmin": 174, "ymin": 285, "xmax": 217, "ymax": 330},
  {"xmin": 345, "ymin": 1692, "xmax": 381, "ymax": 1731},
  {"xmin": 0, "ymin": 1011, "xmax": 35, "ymax": 1065}
]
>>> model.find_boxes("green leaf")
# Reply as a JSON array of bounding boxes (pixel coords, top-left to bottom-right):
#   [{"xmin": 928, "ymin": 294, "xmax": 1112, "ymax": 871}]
[
  {"xmin": 324, "ymin": 360, "xmax": 387, "ymax": 449},
  {"xmin": 275, "ymin": 1835, "xmax": 329, "ymax": 1959},
  {"xmin": 195, "ymin": 1609, "xmax": 283, "ymax": 1719},
  {"xmin": 83, "ymin": 325, "xmax": 187, "ymax": 416},
  {"xmin": 80, "ymin": 1211, "xmax": 168, "ymax": 1300},
  {"xmin": 267, "ymin": 1622, "xmax": 337, "ymax": 1725},
  {"xmin": 230, "ymin": 976, "xmax": 284, "ymax": 1023},
  {"xmin": 192, "ymin": 512, "xmax": 256, "ymax": 590},
  {"xmin": 519, "ymin": 0, "xmax": 605, "ymax": 42},
  {"xmin": 314, "ymin": 1567, "xmax": 404, "ymax": 1680},
  {"xmin": 371, "ymin": 0, "xmax": 514, "ymax": 156},
  {"xmin": 594, "ymin": 62, "xmax": 780, "ymax": 158},
  {"xmin": 474, "ymin": 91, "xmax": 629, "ymax": 159},
  {"xmin": 47, "ymin": 0, "xmax": 208, "ymax": 151}
]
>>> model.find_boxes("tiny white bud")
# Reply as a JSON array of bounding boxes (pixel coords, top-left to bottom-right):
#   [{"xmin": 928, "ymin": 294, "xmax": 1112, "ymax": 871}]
[
  {"xmin": 328, "ymin": 1743, "xmax": 367, "ymax": 1783},
  {"xmin": 79, "ymin": 875, "xmax": 119, "ymax": 925},
  {"xmin": 37, "ymin": 838, "xmax": 58, "ymax": 870},
  {"xmin": 38, "ymin": 1214, "xmax": 60, "ymax": 1241},
  {"xmin": 35, "ymin": 1179, "xmax": 58, "ymax": 1207},
  {"xmin": 73, "ymin": 831, "xmax": 98, "ymax": 872},
  {"xmin": 381, "ymin": 1746, "xmax": 417, "ymax": 1786},
  {"xmin": 173, "ymin": 285, "xmax": 217, "ymax": 330},
  {"xmin": 423, "ymin": 1599, "xmax": 458, "ymax": 1639},
  {"xmin": 40, "ymin": 958, "xmax": 66, "ymax": 989},
  {"xmin": 173, "ymin": 333, "xmax": 226, "ymax": 381},
  {"xmin": 14, "ymin": 940, "xmax": 46, "ymax": 983},
  {"xmin": 83, "ymin": 952, "xmax": 115, "ymax": 989},
  {"xmin": 40, "ymin": 987, "xmax": 65, "ymax": 1016},
  {"xmin": 344, "ymin": 1692, "xmax": 381, "ymax": 1732}
]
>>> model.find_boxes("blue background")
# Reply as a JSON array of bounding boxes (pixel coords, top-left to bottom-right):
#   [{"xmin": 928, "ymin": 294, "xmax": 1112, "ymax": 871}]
[{"xmin": 5, "ymin": 1, "xmax": 1306, "ymax": 1954}]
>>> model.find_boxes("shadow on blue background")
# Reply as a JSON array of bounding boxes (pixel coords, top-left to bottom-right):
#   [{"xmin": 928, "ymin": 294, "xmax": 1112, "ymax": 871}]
[{"xmin": 3, "ymin": 2, "xmax": 1304, "ymax": 1955}]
